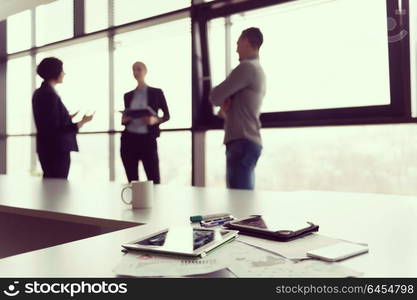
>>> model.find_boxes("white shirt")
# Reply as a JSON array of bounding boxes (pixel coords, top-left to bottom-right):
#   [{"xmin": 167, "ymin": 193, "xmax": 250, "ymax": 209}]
[{"xmin": 127, "ymin": 87, "xmax": 149, "ymax": 134}]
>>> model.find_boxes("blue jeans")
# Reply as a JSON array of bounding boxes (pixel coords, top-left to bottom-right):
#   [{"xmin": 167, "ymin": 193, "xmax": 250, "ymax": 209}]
[{"xmin": 226, "ymin": 139, "xmax": 262, "ymax": 190}]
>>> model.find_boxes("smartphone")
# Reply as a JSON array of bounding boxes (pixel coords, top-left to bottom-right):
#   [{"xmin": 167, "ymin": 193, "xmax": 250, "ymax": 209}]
[
  {"xmin": 306, "ymin": 242, "xmax": 368, "ymax": 262},
  {"xmin": 85, "ymin": 110, "xmax": 96, "ymax": 116}
]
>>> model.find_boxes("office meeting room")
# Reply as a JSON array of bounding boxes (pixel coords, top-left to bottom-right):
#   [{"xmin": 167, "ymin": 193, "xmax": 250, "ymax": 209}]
[{"xmin": 0, "ymin": 0, "xmax": 416, "ymax": 299}]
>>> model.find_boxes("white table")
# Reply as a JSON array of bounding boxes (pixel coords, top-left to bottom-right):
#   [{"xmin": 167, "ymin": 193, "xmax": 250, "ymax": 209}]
[{"xmin": 1, "ymin": 175, "xmax": 417, "ymax": 277}]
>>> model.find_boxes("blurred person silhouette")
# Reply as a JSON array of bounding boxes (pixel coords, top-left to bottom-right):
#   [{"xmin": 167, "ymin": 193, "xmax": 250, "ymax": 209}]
[
  {"xmin": 32, "ymin": 57, "xmax": 94, "ymax": 179},
  {"xmin": 120, "ymin": 61, "xmax": 170, "ymax": 183},
  {"xmin": 210, "ymin": 27, "xmax": 266, "ymax": 190}
]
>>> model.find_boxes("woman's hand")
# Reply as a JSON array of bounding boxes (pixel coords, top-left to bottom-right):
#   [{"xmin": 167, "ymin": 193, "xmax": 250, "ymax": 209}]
[
  {"xmin": 122, "ymin": 115, "xmax": 133, "ymax": 125},
  {"xmin": 142, "ymin": 116, "xmax": 159, "ymax": 125},
  {"xmin": 77, "ymin": 113, "xmax": 94, "ymax": 128},
  {"xmin": 69, "ymin": 111, "xmax": 79, "ymax": 119}
]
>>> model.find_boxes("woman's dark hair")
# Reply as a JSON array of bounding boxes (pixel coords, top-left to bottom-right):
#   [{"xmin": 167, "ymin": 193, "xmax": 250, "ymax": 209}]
[{"xmin": 37, "ymin": 57, "xmax": 63, "ymax": 81}]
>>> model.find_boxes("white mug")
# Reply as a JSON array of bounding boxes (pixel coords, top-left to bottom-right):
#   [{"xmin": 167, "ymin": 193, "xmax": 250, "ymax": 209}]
[{"xmin": 121, "ymin": 180, "xmax": 153, "ymax": 209}]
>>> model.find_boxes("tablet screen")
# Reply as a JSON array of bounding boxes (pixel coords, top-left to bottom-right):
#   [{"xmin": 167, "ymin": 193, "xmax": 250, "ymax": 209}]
[
  {"xmin": 134, "ymin": 228, "xmax": 226, "ymax": 252},
  {"xmin": 137, "ymin": 231, "xmax": 167, "ymax": 246}
]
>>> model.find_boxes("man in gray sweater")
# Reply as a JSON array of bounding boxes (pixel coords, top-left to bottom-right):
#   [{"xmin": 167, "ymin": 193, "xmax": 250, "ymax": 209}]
[{"xmin": 210, "ymin": 27, "xmax": 266, "ymax": 190}]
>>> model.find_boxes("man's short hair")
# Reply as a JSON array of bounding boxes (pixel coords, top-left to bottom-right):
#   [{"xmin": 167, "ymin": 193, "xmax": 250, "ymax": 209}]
[
  {"xmin": 37, "ymin": 57, "xmax": 63, "ymax": 81},
  {"xmin": 241, "ymin": 27, "xmax": 263, "ymax": 49}
]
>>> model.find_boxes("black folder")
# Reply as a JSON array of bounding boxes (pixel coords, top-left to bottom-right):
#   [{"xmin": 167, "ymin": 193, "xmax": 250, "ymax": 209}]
[{"xmin": 121, "ymin": 107, "xmax": 157, "ymax": 118}]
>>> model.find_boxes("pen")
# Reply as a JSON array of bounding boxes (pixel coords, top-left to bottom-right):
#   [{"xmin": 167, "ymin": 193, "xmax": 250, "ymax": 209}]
[
  {"xmin": 200, "ymin": 217, "xmax": 235, "ymax": 227},
  {"xmin": 190, "ymin": 213, "xmax": 232, "ymax": 223}
]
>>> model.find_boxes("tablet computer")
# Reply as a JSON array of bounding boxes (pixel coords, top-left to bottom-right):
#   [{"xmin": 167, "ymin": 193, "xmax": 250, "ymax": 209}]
[
  {"xmin": 122, "ymin": 227, "xmax": 239, "ymax": 258},
  {"xmin": 224, "ymin": 215, "xmax": 319, "ymax": 242},
  {"xmin": 121, "ymin": 107, "xmax": 157, "ymax": 118}
]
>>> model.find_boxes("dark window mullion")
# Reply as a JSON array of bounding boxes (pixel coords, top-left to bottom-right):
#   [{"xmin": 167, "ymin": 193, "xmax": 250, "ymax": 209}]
[
  {"xmin": 74, "ymin": 0, "xmax": 85, "ymax": 37},
  {"xmin": 387, "ymin": 0, "xmax": 411, "ymax": 116},
  {"xmin": 0, "ymin": 20, "xmax": 7, "ymax": 174}
]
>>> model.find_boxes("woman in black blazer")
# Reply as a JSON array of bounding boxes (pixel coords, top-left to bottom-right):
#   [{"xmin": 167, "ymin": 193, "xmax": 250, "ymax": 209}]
[
  {"xmin": 121, "ymin": 61, "xmax": 170, "ymax": 183},
  {"xmin": 32, "ymin": 57, "xmax": 93, "ymax": 179}
]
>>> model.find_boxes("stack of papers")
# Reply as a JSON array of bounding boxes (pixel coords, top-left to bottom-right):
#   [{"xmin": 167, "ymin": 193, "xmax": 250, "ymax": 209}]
[
  {"xmin": 237, "ymin": 233, "xmax": 366, "ymax": 261},
  {"xmin": 114, "ymin": 240, "xmax": 363, "ymax": 278},
  {"xmin": 114, "ymin": 252, "xmax": 227, "ymax": 277},
  {"xmin": 227, "ymin": 242, "xmax": 362, "ymax": 277}
]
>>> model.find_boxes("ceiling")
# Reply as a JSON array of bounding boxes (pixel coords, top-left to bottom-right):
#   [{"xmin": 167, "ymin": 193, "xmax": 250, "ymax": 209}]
[{"xmin": 0, "ymin": 0, "xmax": 56, "ymax": 21}]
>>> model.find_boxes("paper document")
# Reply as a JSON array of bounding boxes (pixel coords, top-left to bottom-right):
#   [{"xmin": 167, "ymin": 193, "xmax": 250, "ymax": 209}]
[
  {"xmin": 226, "ymin": 242, "xmax": 362, "ymax": 278},
  {"xmin": 113, "ymin": 252, "xmax": 227, "ymax": 277},
  {"xmin": 114, "ymin": 240, "xmax": 362, "ymax": 278},
  {"xmin": 238, "ymin": 233, "xmax": 366, "ymax": 260}
]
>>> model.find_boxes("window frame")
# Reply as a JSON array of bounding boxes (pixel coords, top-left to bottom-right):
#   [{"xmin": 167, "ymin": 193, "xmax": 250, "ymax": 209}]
[
  {"xmin": 192, "ymin": 0, "xmax": 412, "ymax": 130},
  {"xmin": 1, "ymin": 0, "xmax": 414, "ymax": 185}
]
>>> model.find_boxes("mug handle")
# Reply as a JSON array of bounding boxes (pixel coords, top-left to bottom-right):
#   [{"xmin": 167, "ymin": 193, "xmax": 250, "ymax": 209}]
[{"xmin": 121, "ymin": 186, "xmax": 132, "ymax": 205}]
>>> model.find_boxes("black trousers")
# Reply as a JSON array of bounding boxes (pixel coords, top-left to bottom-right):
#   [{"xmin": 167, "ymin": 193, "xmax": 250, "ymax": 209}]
[
  {"xmin": 120, "ymin": 132, "xmax": 160, "ymax": 183},
  {"xmin": 38, "ymin": 151, "xmax": 71, "ymax": 179}
]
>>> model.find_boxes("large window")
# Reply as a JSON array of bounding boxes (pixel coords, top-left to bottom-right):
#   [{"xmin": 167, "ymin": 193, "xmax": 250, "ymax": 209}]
[
  {"xmin": 7, "ymin": 10, "xmax": 31, "ymax": 53},
  {"xmin": 113, "ymin": 18, "xmax": 191, "ymax": 131},
  {"xmin": 113, "ymin": 0, "xmax": 190, "ymax": 25},
  {"xmin": 6, "ymin": 56, "xmax": 32, "ymax": 135},
  {"xmin": 256, "ymin": 125, "xmax": 417, "ymax": 194},
  {"xmin": 2, "ymin": 0, "xmax": 414, "ymax": 192},
  {"xmin": 6, "ymin": 137, "xmax": 33, "ymax": 177},
  {"xmin": 85, "ymin": 0, "xmax": 108, "ymax": 33},
  {"xmin": 114, "ymin": 131, "xmax": 191, "ymax": 185},
  {"xmin": 208, "ymin": 17, "xmax": 226, "ymax": 88},
  {"xmin": 31, "ymin": 133, "xmax": 110, "ymax": 181},
  {"xmin": 205, "ymin": 130, "xmax": 225, "ymax": 188},
  {"xmin": 206, "ymin": 125, "xmax": 417, "ymax": 195},
  {"xmin": 209, "ymin": 0, "xmax": 391, "ymax": 113},
  {"xmin": 158, "ymin": 131, "xmax": 191, "ymax": 186},
  {"xmin": 68, "ymin": 134, "xmax": 109, "ymax": 181},
  {"xmin": 36, "ymin": 0, "xmax": 74, "ymax": 46},
  {"xmin": 36, "ymin": 38, "xmax": 110, "ymax": 132}
]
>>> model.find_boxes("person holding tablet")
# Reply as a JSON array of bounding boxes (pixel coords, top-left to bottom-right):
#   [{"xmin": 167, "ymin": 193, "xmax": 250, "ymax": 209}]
[
  {"xmin": 120, "ymin": 61, "xmax": 170, "ymax": 183},
  {"xmin": 32, "ymin": 57, "xmax": 94, "ymax": 179}
]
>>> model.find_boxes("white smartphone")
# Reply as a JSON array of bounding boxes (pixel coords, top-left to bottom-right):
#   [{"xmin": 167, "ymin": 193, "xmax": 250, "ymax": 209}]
[{"xmin": 306, "ymin": 242, "xmax": 368, "ymax": 262}]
